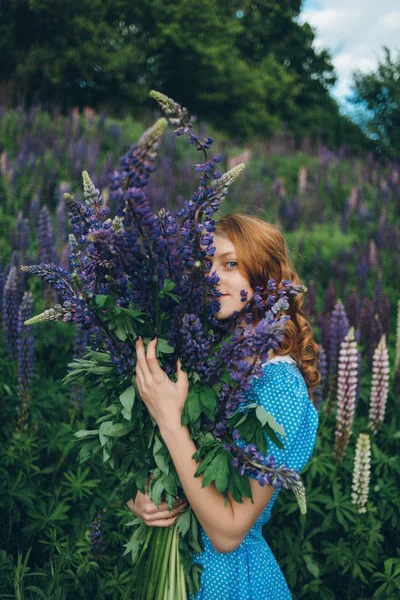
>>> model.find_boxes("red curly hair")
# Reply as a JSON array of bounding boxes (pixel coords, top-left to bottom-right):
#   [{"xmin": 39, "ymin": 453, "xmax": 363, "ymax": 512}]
[{"xmin": 214, "ymin": 213, "xmax": 320, "ymax": 394}]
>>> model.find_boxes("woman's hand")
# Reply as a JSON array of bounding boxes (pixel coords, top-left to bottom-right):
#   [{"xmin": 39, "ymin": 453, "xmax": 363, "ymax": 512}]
[
  {"xmin": 127, "ymin": 490, "xmax": 189, "ymax": 527},
  {"xmin": 135, "ymin": 337, "xmax": 189, "ymax": 432}
]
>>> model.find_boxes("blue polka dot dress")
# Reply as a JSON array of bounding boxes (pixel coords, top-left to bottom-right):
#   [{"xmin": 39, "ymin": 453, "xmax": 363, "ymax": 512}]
[{"xmin": 190, "ymin": 356, "xmax": 319, "ymax": 600}]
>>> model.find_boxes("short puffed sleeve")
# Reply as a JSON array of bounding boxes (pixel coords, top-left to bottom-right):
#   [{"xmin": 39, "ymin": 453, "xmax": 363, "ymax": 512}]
[{"xmin": 238, "ymin": 362, "xmax": 319, "ymax": 473}]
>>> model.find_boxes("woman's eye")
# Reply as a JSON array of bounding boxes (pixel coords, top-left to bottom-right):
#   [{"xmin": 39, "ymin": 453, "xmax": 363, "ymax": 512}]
[
  {"xmin": 226, "ymin": 261, "xmax": 238, "ymax": 269},
  {"xmin": 203, "ymin": 259, "xmax": 212, "ymax": 271}
]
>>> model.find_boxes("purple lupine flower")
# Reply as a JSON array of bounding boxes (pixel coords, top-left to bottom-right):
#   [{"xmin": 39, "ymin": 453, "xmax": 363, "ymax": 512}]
[
  {"xmin": 305, "ymin": 280, "xmax": 316, "ymax": 318},
  {"xmin": 89, "ymin": 512, "xmax": 103, "ymax": 560},
  {"xmin": 368, "ymin": 335, "xmax": 390, "ymax": 434},
  {"xmin": 2, "ymin": 266, "xmax": 19, "ymax": 360},
  {"xmin": 323, "ymin": 280, "xmax": 335, "ymax": 317},
  {"xmin": 355, "ymin": 253, "xmax": 369, "ymax": 293},
  {"xmin": 0, "ymin": 259, "xmax": 4, "ymax": 323},
  {"xmin": 12, "ymin": 212, "xmax": 30, "ymax": 258},
  {"xmin": 381, "ymin": 293, "xmax": 390, "ymax": 336},
  {"xmin": 320, "ymin": 313, "xmax": 331, "ymax": 357},
  {"xmin": 179, "ymin": 314, "xmax": 211, "ymax": 377},
  {"xmin": 376, "ymin": 212, "xmax": 387, "ymax": 249},
  {"xmin": 326, "ymin": 300, "xmax": 349, "ymax": 413},
  {"xmin": 313, "ymin": 344, "xmax": 327, "ymax": 412},
  {"xmin": 368, "ymin": 240, "xmax": 378, "ymax": 270},
  {"xmin": 56, "ymin": 197, "xmax": 68, "ymax": 244},
  {"xmin": 39, "ymin": 205, "xmax": 57, "ymax": 264},
  {"xmin": 328, "ymin": 300, "xmax": 350, "ymax": 374},
  {"xmin": 346, "ymin": 289, "xmax": 359, "ymax": 330},
  {"xmin": 16, "ymin": 291, "xmax": 34, "ymax": 431},
  {"xmin": 372, "ymin": 277, "xmax": 383, "ymax": 316},
  {"xmin": 205, "ymin": 282, "xmax": 297, "ymax": 418},
  {"xmin": 223, "ymin": 437, "xmax": 306, "ymax": 513},
  {"xmin": 359, "ymin": 297, "xmax": 373, "ymax": 348},
  {"xmin": 394, "ymin": 300, "xmax": 400, "ymax": 394},
  {"xmin": 10, "ymin": 251, "xmax": 24, "ymax": 300},
  {"xmin": 21, "ymin": 264, "xmax": 76, "ymax": 300},
  {"xmin": 333, "ymin": 327, "xmax": 358, "ymax": 462},
  {"xmin": 59, "ymin": 243, "xmax": 70, "ymax": 271}
]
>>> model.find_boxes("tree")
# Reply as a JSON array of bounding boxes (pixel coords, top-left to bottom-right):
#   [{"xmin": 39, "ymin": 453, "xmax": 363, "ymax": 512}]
[
  {"xmin": 0, "ymin": 0, "xmax": 368, "ymax": 146},
  {"xmin": 349, "ymin": 46, "xmax": 400, "ymax": 157}
]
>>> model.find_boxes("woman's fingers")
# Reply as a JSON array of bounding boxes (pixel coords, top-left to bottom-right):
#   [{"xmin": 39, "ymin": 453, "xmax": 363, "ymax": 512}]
[
  {"xmin": 135, "ymin": 358, "xmax": 144, "ymax": 387},
  {"xmin": 127, "ymin": 493, "xmax": 188, "ymax": 527},
  {"xmin": 144, "ymin": 338, "xmax": 166, "ymax": 383},
  {"xmin": 135, "ymin": 337, "xmax": 152, "ymax": 380},
  {"xmin": 144, "ymin": 503, "xmax": 188, "ymax": 522}
]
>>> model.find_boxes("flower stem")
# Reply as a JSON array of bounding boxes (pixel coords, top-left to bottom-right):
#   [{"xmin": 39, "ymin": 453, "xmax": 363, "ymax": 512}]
[
  {"xmin": 178, "ymin": 551, "xmax": 187, "ymax": 600},
  {"xmin": 166, "ymin": 527, "xmax": 176, "ymax": 599},
  {"xmin": 155, "ymin": 527, "xmax": 174, "ymax": 600},
  {"xmin": 135, "ymin": 526, "xmax": 156, "ymax": 598},
  {"xmin": 145, "ymin": 527, "xmax": 166, "ymax": 599}
]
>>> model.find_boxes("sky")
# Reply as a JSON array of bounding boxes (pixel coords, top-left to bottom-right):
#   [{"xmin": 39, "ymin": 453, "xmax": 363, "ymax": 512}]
[{"xmin": 299, "ymin": 0, "xmax": 400, "ymax": 113}]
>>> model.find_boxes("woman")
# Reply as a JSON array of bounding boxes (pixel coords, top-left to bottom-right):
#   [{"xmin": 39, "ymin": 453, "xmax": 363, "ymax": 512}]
[{"xmin": 128, "ymin": 214, "xmax": 320, "ymax": 599}]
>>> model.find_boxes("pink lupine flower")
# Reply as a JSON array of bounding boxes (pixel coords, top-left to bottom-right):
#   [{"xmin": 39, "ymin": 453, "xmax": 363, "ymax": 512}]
[
  {"xmin": 368, "ymin": 335, "xmax": 390, "ymax": 434},
  {"xmin": 333, "ymin": 326, "xmax": 358, "ymax": 462},
  {"xmin": 351, "ymin": 433, "xmax": 371, "ymax": 514}
]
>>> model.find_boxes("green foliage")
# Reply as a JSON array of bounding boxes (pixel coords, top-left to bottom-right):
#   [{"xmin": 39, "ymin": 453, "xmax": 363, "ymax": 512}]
[
  {"xmin": 350, "ymin": 46, "xmax": 400, "ymax": 158},
  {"xmin": 0, "ymin": 0, "xmax": 369, "ymax": 146},
  {"xmin": 0, "ymin": 107, "xmax": 399, "ymax": 598}
]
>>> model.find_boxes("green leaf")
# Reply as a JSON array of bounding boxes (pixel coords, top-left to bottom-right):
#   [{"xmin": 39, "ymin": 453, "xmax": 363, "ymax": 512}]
[
  {"xmin": 199, "ymin": 386, "xmax": 217, "ymax": 421},
  {"xmin": 156, "ymin": 338, "xmax": 175, "ymax": 354},
  {"xmin": 150, "ymin": 478, "xmax": 164, "ymax": 507},
  {"xmin": 175, "ymin": 509, "xmax": 191, "ymax": 537},
  {"xmin": 163, "ymin": 472, "xmax": 177, "ymax": 496},
  {"xmin": 123, "ymin": 523, "xmax": 147, "ymax": 562},
  {"xmin": 304, "ymin": 555, "xmax": 320, "ymax": 578},
  {"xmin": 194, "ymin": 446, "xmax": 221, "ymax": 477},
  {"xmin": 162, "ymin": 278, "xmax": 176, "ymax": 292},
  {"xmin": 214, "ymin": 453, "xmax": 230, "ymax": 493},
  {"xmin": 119, "ymin": 385, "xmax": 135, "ymax": 421},
  {"xmin": 99, "ymin": 421, "xmax": 114, "ymax": 446},
  {"xmin": 74, "ymin": 429, "xmax": 99, "ymax": 439},
  {"xmin": 92, "ymin": 294, "xmax": 114, "ymax": 308},
  {"xmin": 77, "ymin": 439, "xmax": 101, "ymax": 463},
  {"xmin": 182, "ymin": 389, "xmax": 203, "ymax": 425},
  {"xmin": 114, "ymin": 323, "xmax": 127, "ymax": 341},
  {"xmin": 256, "ymin": 406, "xmax": 286, "ymax": 436},
  {"xmin": 219, "ymin": 370, "xmax": 235, "ymax": 385},
  {"xmin": 106, "ymin": 423, "xmax": 135, "ymax": 437},
  {"xmin": 153, "ymin": 440, "xmax": 170, "ymax": 475},
  {"xmin": 264, "ymin": 423, "xmax": 285, "ymax": 450},
  {"xmin": 232, "ymin": 465, "xmax": 252, "ymax": 500}
]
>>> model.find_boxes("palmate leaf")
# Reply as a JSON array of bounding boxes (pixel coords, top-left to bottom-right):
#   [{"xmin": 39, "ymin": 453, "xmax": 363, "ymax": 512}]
[
  {"xmin": 25, "ymin": 499, "xmax": 70, "ymax": 533},
  {"xmin": 123, "ymin": 519, "xmax": 148, "ymax": 562}
]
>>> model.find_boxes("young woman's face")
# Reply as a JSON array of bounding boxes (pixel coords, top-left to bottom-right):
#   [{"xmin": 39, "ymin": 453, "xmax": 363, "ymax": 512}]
[{"xmin": 205, "ymin": 234, "xmax": 254, "ymax": 320}]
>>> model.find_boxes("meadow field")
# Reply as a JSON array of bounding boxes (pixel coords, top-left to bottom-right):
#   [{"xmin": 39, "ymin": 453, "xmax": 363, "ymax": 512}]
[{"xmin": 0, "ymin": 106, "xmax": 399, "ymax": 599}]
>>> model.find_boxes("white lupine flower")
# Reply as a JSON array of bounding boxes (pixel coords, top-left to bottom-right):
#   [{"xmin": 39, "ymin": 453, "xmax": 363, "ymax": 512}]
[
  {"xmin": 368, "ymin": 335, "xmax": 390, "ymax": 434},
  {"xmin": 292, "ymin": 481, "xmax": 307, "ymax": 515},
  {"xmin": 333, "ymin": 327, "xmax": 359, "ymax": 462},
  {"xmin": 351, "ymin": 433, "xmax": 371, "ymax": 514}
]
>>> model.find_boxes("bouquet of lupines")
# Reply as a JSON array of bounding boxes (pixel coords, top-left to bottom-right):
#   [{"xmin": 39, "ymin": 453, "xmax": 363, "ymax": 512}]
[{"xmin": 24, "ymin": 92, "xmax": 308, "ymax": 600}]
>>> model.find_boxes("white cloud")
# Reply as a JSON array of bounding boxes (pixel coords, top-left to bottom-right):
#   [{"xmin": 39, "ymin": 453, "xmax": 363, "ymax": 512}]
[{"xmin": 299, "ymin": 0, "xmax": 400, "ymax": 109}]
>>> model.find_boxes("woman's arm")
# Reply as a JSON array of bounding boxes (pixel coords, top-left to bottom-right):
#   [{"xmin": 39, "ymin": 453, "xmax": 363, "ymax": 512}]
[
  {"xmin": 159, "ymin": 421, "xmax": 275, "ymax": 553},
  {"xmin": 135, "ymin": 337, "xmax": 275, "ymax": 553}
]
